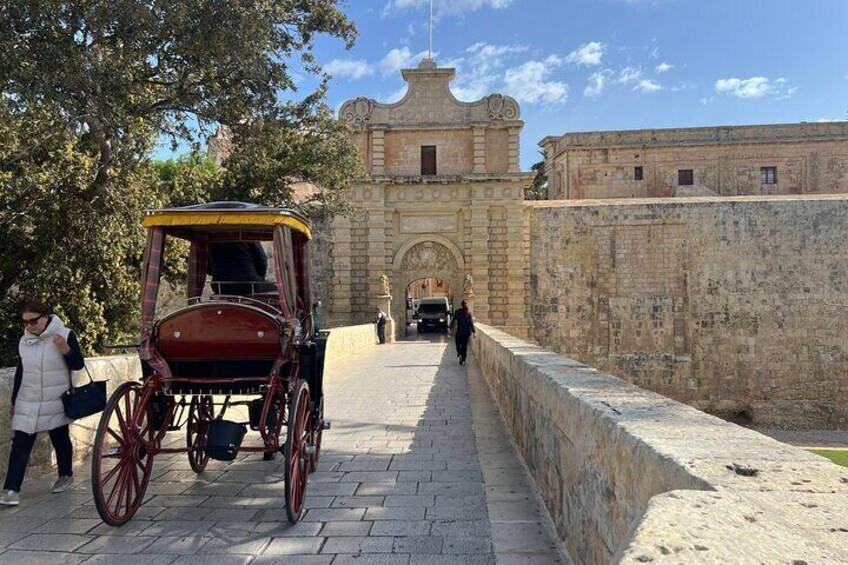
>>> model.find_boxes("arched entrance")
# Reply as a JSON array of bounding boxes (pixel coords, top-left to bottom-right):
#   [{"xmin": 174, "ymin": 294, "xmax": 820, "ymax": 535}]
[
  {"xmin": 405, "ymin": 277, "xmax": 452, "ymax": 334},
  {"xmin": 391, "ymin": 238, "xmax": 465, "ymax": 339}
]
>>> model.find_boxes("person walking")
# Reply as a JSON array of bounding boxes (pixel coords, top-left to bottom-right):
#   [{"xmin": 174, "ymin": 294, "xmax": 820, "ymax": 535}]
[
  {"xmin": 1, "ymin": 301, "xmax": 85, "ymax": 506},
  {"xmin": 375, "ymin": 307, "xmax": 387, "ymax": 344},
  {"xmin": 449, "ymin": 300, "xmax": 476, "ymax": 365}
]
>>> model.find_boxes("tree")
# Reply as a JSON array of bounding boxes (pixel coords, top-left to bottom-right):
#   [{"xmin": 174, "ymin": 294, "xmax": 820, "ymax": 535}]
[
  {"xmin": 217, "ymin": 88, "xmax": 364, "ymax": 218},
  {"xmin": 0, "ymin": 1, "xmax": 359, "ymax": 364},
  {"xmin": 0, "ymin": 1, "xmax": 356, "ymax": 194},
  {"xmin": 525, "ymin": 153, "xmax": 549, "ymax": 201}
]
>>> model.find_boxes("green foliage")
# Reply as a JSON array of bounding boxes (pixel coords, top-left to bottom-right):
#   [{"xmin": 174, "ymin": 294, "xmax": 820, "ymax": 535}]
[
  {"xmin": 1, "ymin": 0, "xmax": 356, "ymax": 194},
  {"xmin": 0, "ymin": 102, "xmax": 156, "ymax": 364},
  {"xmin": 525, "ymin": 153, "xmax": 548, "ymax": 201},
  {"xmin": 809, "ymin": 449, "xmax": 848, "ymax": 467},
  {"xmin": 217, "ymin": 91, "xmax": 365, "ymax": 218},
  {"xmin": 0, "ymin": 1, "xmax": 359, "ymax": 365}
]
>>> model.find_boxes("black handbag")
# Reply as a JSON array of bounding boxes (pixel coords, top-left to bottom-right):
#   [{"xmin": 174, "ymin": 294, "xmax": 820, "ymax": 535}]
[{"xmin": 62, "ymin": 366, "xmax": 107, "ymax": 420}]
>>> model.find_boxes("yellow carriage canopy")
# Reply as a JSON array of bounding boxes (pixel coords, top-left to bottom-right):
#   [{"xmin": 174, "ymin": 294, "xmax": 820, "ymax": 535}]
[{"xmin": 142, "ymin": 201, "xmax": 312, "ymax": 240}]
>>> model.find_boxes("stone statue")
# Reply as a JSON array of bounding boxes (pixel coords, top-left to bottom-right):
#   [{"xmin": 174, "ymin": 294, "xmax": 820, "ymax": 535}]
[
  {"xmin": 463, "ymin": 274, "xmax": 475, "ymax": 297},
  {"xmin": 378, "ymin": 274, "xmax": 390, "ymax": 297}
]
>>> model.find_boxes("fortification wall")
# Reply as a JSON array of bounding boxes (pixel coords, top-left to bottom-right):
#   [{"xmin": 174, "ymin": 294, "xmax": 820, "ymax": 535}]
[
  {"xmin": 472, "ymin": 324, "xmax": 848, "ymax": 564},
  {"xmin": 528, "ymin": 195, "xmax": 848, "ymax": 428}
]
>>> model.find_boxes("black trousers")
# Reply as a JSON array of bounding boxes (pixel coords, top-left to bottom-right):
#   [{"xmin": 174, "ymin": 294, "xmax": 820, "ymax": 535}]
[
  {"xmin": 377, "ymin": 324, "xmax": 386, "ymax": 344},
  {"xmin": 455, "ymin": 334, "xmax": 471, "ymax": 359},
  {"xmin": 3, "ymin": 425, "xmax": 73, "ymax": 492}
]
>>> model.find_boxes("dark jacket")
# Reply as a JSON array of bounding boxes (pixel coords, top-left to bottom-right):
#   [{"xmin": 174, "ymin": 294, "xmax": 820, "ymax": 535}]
[
  {"xmin": 451, "ymin": 309, "xmax": 475, "ymax": 338},
  {"xmin": 208, "ymin": 241, "xmax": 269, "ymax": 295}
]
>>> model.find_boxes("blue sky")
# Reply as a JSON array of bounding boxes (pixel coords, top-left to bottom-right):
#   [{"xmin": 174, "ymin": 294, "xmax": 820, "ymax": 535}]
[{"xmin": 308, "ymin": 0, "xmax": 848, "ymax": 169}]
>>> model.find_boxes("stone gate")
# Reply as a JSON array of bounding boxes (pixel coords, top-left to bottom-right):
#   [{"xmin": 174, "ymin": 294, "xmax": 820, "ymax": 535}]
[{"xmin": 324, "ymin": 59, "xmax": 533, "ymax": 338}]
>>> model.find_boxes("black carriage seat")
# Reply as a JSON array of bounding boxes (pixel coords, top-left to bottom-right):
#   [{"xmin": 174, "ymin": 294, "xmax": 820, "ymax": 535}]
[{"xmin": 155, "ymin": 301, "xmax": 287, "ymax": 394}]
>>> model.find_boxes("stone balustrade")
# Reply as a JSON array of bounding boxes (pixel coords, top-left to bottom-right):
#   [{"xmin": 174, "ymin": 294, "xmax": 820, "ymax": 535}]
[
  {"xmin": 0, "ymin": 324, "xmax": 378, "ymax": 485},
  {"xmin": 472, "ymin": 323, "xmax": 848, "ymax": 564}
]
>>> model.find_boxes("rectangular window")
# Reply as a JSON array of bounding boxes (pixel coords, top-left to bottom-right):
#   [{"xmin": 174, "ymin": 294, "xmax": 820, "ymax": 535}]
[
  {"xmin": 421, "ymin": 146, "xmax": 436, "ymax": 175},
  {"xmin": 760, "ymin": 166, "xmax": 777, "ymax": 185},
  {"xmin": 634, "ymin": 166, "xmax": 644, "ymax": 181},
  {"xmin": 678, "ymin": 169, "xmax": 694, "ymax": 186}
]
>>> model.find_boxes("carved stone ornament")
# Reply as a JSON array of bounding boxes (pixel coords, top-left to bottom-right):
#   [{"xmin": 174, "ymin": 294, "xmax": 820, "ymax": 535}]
[
  {"xmin": 485, "ymin": 94, "xmax": 519, "ymax": 120},
  {"xmin": 401, "ymin": 242, "xmax": 458, "ymax": 272},
  {"xmin": 462, "ymin": 274, "xmax": 475, "ymax": 297},
  {"xmin": 340, "ymin": 97, "xmax": 374, "ymax": 126},
  {"xmin": 378, "ymin": 274, "xmax": 391, "ymax": 297}
]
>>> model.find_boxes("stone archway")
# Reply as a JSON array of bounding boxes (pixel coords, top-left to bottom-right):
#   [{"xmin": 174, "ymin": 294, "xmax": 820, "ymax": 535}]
[{"xmin": 390, "ymin": 238, "xmax": 465, "ymax": 337}]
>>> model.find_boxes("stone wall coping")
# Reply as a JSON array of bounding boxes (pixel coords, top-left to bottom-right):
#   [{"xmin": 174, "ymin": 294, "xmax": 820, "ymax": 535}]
[
  {"xmin": 368, "ymin": 173, "xmax": 534, "ymax": 184},
  {"xmin": 473, "ymin": 323, "xmax": 848, "ymax": 563},
  {"xmin": 541, "ymin": 121, "xmax": 848, "ymax": 156},
  {"xmin": 526, "ymin": 193, "xmax": 848, "ymax": 207}
]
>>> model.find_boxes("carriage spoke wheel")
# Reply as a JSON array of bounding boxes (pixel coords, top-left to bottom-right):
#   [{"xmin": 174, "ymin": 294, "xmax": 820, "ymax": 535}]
[
  {"xmin": 285, "ymin": 381, "xmax": 311, "ymax": 523},
  {"xmin": 308, "ymin": 395, "xmax": 325, "ymax": 473},
  {"xmin": 92, "ymin": 382, "xmax": 155, "ymax": 526},
  {"xmin": 186, "ymin": 395, "xmax": 217, "ymax": 473}
]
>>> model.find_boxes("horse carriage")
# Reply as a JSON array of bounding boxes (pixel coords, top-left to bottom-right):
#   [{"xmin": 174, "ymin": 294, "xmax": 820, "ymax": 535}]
[{"xmin": 91, "ymin": 202, "xmax": 329, "ymax": 526}]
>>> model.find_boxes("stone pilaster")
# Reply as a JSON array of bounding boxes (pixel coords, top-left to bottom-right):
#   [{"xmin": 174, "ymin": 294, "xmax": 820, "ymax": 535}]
[
  {"xmin": 371, "ymin": 128, "xmax": 385, "ymax": 175},
  {"xmin": 473, "ymin": 126, "xmax": 487, "ymax": 174},
  {"xmin": 469, "ymin": 196, "xmax": 491, "ymax": 323},
  {"xmin": 504, "ymin": 202, "xmax": 530, "ymax": 335},
  {"xmin": 508, "ymin": 127, "xmax": 521, "ymax": 173},
  {"xmin": 330, "ymin": 214, "xmax": 353, "ymax": 326},
  {"xmin": 366, "ymin": 186, "xmax": 388, "ymax": 303}
]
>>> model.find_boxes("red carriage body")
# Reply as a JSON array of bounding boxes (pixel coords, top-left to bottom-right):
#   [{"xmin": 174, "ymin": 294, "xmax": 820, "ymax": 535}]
[{"xmin": 91, "ymin": 202, "xmax": 328, "ymax": 526}]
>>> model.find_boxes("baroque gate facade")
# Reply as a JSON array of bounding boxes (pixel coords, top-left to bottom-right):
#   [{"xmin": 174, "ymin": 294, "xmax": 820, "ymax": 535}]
[{"xmin": 325, "ymin": 59, "xmax": 533, "ymax": 338}]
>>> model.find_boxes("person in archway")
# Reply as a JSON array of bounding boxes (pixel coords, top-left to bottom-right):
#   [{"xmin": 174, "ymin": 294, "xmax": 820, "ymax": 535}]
[{"xmin": 449, "ymin": 300, "xmax": 475, "ymax": 365}]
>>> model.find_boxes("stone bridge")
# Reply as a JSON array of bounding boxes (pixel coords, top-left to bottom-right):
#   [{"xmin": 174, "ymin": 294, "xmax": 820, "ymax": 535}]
[{"xmin": 0, "ymin": 326, "xmax": 845, "ymax": 564}]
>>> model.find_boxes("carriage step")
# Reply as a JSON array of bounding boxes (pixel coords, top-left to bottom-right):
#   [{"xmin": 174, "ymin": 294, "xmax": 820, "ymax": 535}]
[{"xmin": 322, "ymin": 420, "xmax": 332, "ymax": 430}]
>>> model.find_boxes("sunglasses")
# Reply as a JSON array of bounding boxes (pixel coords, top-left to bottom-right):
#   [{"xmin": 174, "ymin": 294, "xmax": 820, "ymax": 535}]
[{"xmin": 22, "ymin": 315, "xmax": 45, "ymax": 326}]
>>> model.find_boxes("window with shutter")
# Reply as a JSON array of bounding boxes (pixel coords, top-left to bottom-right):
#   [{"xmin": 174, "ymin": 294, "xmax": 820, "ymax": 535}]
[
  {"xmin": 678, "ymin": 169, "xmax": 694, "ymax": 186},
  {"xmin": 421, "ymin": 146, "xmax": 436, "ymax": 175}
]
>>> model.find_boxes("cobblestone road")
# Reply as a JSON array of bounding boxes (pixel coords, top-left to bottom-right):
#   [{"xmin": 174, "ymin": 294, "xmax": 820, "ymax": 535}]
[{"xmin": 0, "ymin": 331, "xmax": 564, "ymax": 564}]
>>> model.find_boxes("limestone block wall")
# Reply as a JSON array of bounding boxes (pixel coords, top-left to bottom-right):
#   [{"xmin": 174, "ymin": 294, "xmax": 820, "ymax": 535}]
[
  {"xmin": 472, "ymin": 324, "xmax": 848, "ymax": 564},
  {"xmin": 323, "ymin": 323, "xmax": 379, "ymax": 365},
  {"xmin": 528, "ymin": 195, "xmax": 848, "ymax": 428},
  {"xmin": 0, "ymin": 354, "xmax": 140, "ymax": 484}
]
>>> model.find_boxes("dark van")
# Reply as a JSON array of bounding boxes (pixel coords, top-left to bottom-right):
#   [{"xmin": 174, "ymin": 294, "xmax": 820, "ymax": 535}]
[{"xmin": 416, "ymin": 297, "xmax": 451, "ymax": 333}]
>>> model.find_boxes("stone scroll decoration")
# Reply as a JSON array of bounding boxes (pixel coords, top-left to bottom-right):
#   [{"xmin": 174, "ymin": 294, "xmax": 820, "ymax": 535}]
[
  {"xmin": 485, "ymin": 94, "xmax": 520, "ymax": 121},
  {"xmin": 400, "ymin": 241, "xmax": 458, "ymax": 272},
  {"xmin": 339, "ymin": 97, "xmax": 374, "ymax": 126},
  {"xmin": 462, "ymin": 274, "xmax": 475, "ymax": 298}
]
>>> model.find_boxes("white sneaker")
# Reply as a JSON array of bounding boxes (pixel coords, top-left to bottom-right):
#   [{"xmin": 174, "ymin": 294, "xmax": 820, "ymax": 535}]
[
  {"xmin": 0, "ymin": 490, "xmax": 19, "ymax": 506},
  {"xmin": 52, "ymin": 475, "xmax": 73, "ymax": 493}
]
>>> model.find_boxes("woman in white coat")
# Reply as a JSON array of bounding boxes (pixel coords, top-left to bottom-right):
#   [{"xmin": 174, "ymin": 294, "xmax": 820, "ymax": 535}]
[{"xmin": 0, "ymin": 301, "xmax": 85, "ymax": 506}]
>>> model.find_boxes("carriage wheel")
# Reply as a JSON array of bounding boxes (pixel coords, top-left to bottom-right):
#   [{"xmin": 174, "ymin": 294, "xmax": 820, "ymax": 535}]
[
  {"xmin": 92, "ymin": 382, "xmax": 155, "ymax": 526},
  {"xmin": 186, "ymin": 395, "xmax": 217, "ymax": 473},
  {"xmin": 284, "ymin": 380, "xmax": 311, "ymax": 523},
  {"xmin": 308, "ymin": 395, "xmax": 324, "ymax": 473}
]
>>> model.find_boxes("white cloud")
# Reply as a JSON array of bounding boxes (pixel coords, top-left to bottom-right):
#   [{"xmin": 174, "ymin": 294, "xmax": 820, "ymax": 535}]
[
  {"xmin": 715, "ymin": 76, "xmax": 796, "ymax": 99},
  {"xmin": 383, "ymin": 0, "xmax": 512, "ymax": 17},
  {"xmin": 450, "ymin": 42, "xmax": 528, "ymax": 101},
  {"xmin": 324, "ymin": 59, "xmax": 374, "ymax": 80},
  {"xmin": 617, "ymin": 66, "xmax": 643, "ymax": 84},
  {"xmin": 655, "ymin": 62, "xmax": 673, "ymax": 73},
  {"xmin": 385, "ymin": 85, "xmax": 409, "ymax": 103},
  {"xmin": 635, "ymin": 79, "xmax": 663, "ymax": 93},
  {"xmin": 584, "ymin": 69, "xmax": 613, "ymax": 97},
  {"xmin": 503, "ymin": 60, "xmax": 569, "ymax": 105},
  {"xmin": 700, "ymin": 97, "xmax": 714, "ymax": 106},
  {"xmin": 565, "ymin": 42, "xmax": 605, "ymax": 67},
  {"xmin": 379, "ymin": 47, "xmax": 430, "ymax": 76}
]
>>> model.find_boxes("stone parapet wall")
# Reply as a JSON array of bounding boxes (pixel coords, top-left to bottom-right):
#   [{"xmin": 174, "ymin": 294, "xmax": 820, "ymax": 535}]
[
  {"xmin": 0, "ymin": 355, "xmax": 140, "ymax": 484},
  {"xmin": 528, "ymin": 195, "xmax": 848, "ymax": 428},
  {"xmin": 324, "ymin": 324, "xmax": 379, "ymax": 366},
  {"xmin": 472, "ymin": 323, "xmax": 848, "ymax": 564}
]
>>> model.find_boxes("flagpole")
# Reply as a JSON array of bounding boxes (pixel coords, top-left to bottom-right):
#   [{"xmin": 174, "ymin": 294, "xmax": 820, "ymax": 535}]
[{"xmin": 428, "ymin": 0, "xmax": 433, "ymax": 60}]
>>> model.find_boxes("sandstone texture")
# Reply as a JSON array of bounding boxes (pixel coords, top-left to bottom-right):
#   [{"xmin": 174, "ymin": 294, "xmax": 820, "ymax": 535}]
[
  {"xmin": 472, "ymin": 323, "xmax": 848, "ymax": 564},
  {"xmin": 528, "ymin": 195, "xmax": 848, "ymax": 428}
]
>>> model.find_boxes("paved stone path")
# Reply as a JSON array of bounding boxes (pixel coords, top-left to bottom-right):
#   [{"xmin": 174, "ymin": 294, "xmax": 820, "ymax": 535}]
[{"xmin": 0, "ymin": 332, "xmax": 564, "ymax": 564}]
